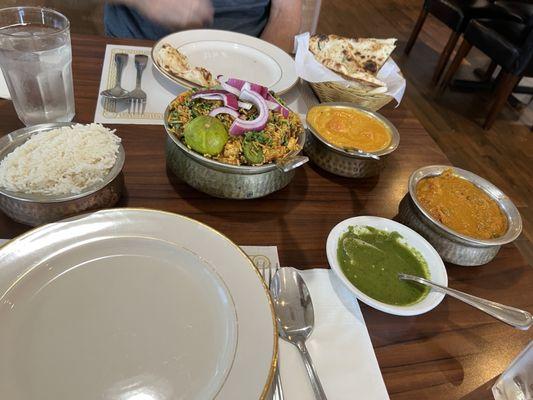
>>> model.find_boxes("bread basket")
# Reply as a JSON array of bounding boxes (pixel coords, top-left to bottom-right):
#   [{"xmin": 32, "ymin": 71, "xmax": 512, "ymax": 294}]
[{"xmin": 309, "ymin": 81, "xmax": 394, "ymax": 111}]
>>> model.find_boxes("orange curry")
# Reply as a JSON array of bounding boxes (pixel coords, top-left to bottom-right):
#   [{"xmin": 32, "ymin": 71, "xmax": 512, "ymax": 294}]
[
  {"xmin": 416, "ymin": 169, "xmax": 507, "ymax": 240},
  {"xmin": 307, "ymin": 106, "xmax": 391, "ymax": 152}
]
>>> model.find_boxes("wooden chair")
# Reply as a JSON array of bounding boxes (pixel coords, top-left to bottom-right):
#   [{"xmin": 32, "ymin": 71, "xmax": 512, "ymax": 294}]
[
  {"xmin": 404, "ymin": 0, "xmax": 519, "ymax": 84},
  {"xmin": 440, "ymin": 18, "xmax": 533, "ymax": 129}
]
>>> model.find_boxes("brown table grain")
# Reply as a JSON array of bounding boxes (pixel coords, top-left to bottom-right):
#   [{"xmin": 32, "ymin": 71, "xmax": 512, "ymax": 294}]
[{"xmin": 0, "ymin": 35, "xmax": 531, "ymax": 400}]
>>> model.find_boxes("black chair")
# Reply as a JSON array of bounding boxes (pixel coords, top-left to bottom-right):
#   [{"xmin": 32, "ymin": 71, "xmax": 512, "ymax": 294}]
[
  {"xmin": 404, "ymin": 0, "xmax": 522, "ymax": 84},
  {"xmin": 440, "ymin": 17, "xmax": 533, "ymax": 129}
]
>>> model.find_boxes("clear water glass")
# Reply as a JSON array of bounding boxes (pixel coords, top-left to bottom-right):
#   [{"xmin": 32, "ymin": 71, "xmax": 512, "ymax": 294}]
[
  {"xmin": 493, "ymin": 341, "xmax": 533, "ymax": 400},
  {"xmin": 0, "ymin": 7, "xmax": 75, "ymax": 126}
]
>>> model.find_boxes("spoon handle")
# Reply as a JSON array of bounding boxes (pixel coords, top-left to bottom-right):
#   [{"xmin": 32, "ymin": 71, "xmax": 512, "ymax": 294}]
[
  {"xmin": 296, "ymin": 341, "xmax": 328, "ymax": 400},
  {"xmin": 401, "ymin": 274, "xmax": 532, "ymax": 330},
  {"xmin": 114, "ymin": 53, "xmax": 127, "ymax": 87}
]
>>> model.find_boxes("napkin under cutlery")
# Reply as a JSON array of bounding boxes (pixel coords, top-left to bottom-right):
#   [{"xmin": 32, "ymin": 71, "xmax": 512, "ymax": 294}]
[{"xmin": 243, "ymin": 246, "xmax": 389, "ymax": 400}]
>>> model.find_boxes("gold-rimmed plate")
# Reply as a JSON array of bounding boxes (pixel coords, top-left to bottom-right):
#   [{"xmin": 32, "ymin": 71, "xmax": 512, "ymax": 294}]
[
  {"xmin": 0, "ymin": 208, "xmax": 276, "ymax": 399},
  {"xmin": 151, "ymin": 29, "xmax": 298, "ymax": 94}
]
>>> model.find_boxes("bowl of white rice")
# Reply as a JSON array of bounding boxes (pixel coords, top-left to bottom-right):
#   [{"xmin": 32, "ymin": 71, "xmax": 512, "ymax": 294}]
[{"xmin": 0, "ymin": 122, "xmax": 125, "ymax": 226}]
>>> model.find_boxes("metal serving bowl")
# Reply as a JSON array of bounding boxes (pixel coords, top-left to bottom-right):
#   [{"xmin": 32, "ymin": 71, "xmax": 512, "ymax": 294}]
[
  {"xmin": 304, "ymin": 102, "xmax": 400, "ymax": 178},
  {"xmin": 0, "ymin": 123, "xmax": 125, "ymax": 226},
  {"xmin": 164, "ymin": 106, "xmax": 308, "ymax": 199},
  {"xmin": 398, "ymin": 165, "xmax": 522, "ymax": 266}
]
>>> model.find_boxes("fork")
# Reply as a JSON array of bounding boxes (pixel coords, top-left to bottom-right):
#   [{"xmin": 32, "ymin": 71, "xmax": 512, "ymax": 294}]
[
  {"xmin": 100, "ymin": 52, "xmax": 129, "ymax": 113},
  {"xmin": 259, "ymin": 264, "xmax": 285, "ymax": 400},
  {"xmin": 127, "ymin": 54, "xmax": 148, "ymax": 115}
]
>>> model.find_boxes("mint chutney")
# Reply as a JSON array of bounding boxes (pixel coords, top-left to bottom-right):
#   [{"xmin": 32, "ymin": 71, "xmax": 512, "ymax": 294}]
[{"xmin": 337, "ymin": 226, "xmax": 430, "ymax": 306}]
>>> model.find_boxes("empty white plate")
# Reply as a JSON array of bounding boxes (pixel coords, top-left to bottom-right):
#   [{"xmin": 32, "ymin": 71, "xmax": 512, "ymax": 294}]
[
  {"xmin": 0, "ymin": 209, "xmax": 276, "ymax": 400},
  {"xmin": 152, "ymin": 29, "xmax": 298, "ymax": 94}
]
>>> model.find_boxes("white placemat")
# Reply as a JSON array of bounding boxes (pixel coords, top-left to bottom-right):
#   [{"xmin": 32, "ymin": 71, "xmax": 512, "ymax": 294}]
[
  {"xmin": 0, "ymin": 240, "xmax": 388, "ymax": 399},
  {"xmin": 94, "ymin": 45, "xmax": 185, "ymax": 125},
  {"xmin": 94, "ymin": 44, "xmax": 319, "ymax": 125}
]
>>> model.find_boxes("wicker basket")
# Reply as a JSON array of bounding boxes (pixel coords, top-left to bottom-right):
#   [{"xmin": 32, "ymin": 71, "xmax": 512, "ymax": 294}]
[{"xmin": 310, "ymin": 81, "xmax": 393, "ymax": 111}]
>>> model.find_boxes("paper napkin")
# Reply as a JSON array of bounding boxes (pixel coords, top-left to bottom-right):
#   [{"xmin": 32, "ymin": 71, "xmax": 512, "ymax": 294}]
[
  {"xmin": 241, "ymin": 246, "xmax": 389, "ymax": 400},
  {"xmin": 294, "ymin": 32, "xmax": 406, "ymax": 106},
  {"xmin": 282, "ymin": 269, "xmax": 389, "ymax": 400}
]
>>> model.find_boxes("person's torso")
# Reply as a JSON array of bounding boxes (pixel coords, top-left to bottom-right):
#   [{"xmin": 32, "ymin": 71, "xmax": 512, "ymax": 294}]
[{"xmin": 104, "ymin": 0, "xmax": 271, "ymax": 40}]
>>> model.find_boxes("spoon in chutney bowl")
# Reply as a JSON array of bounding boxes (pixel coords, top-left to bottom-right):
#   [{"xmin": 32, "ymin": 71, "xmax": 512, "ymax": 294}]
[{"xmin": 399, "ymin": 273, "xmax": 532, "ymax": 330}]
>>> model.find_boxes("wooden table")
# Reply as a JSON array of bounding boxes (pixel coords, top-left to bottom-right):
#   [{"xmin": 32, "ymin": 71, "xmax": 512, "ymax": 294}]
[{"xmin": 0, "ymin": 35, "xmax": 531, "ymax": 400}]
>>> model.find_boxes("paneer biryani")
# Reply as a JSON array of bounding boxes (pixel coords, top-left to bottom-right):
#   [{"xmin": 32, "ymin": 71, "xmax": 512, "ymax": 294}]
[{"xmin": 166, "ymin": 78, "xmax": 303, "ymax": 166}]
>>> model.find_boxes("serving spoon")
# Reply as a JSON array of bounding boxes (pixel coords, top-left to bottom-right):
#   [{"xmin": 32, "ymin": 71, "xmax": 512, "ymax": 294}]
[
  {"xmin": 275, "ymin": 155, "xmax": 309, "ymax": 173},
  {"xmin": 399, "ymin": 273, "xmax": 532, "ymax": 330},
  {"xmin": 343, "ymin": 146, "xmax": 381, "ymax": 161},
  {"xmin": 271, "ymin": 267, "xmax": 328, "ymax": 400}
]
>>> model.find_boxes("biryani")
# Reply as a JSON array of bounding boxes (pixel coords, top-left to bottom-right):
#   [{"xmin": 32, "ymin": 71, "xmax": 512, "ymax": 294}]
[{"xmin": 166, "ymin": 78, "xmax": 303, "ymax": 166}]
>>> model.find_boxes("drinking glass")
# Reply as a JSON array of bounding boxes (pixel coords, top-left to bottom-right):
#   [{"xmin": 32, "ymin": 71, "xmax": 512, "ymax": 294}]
[
  {"xmin": 493, "ymin": 341, "xmax": 533, "ymax": 400},
  {"xmin": 0, "ymin": 7, "xmax": 75, "ymax": 126}
]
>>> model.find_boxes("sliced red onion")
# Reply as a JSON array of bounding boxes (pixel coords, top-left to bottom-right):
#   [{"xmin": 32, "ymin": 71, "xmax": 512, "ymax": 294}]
[
  {"xmin": 209, "ymin": 106, "xmax": 240, "ymax": 118},
  {"xmin": 191, "ymin": 90, "xmax": 239, "ymax": 110},
  {"xmin": 238, "ymin": 101, "xmax": 253, "ymax": 110},
  {"xmin": 218, "ymin": 76, "xmax": 289, "ymax": 117},
  {"xmin": 229, "ymin": 89, "xmax": 269, "ymax": 136},
  {"xmin": 265, "ymin": 92, "xmax": 290, "ymax": 118},
  {"xmin": 218, "ymin": 75, "xmax": 246, "ymax": 91},
  {"xmin": 221, "ymin": 81, "xmax": 241, "ymax": 97}
]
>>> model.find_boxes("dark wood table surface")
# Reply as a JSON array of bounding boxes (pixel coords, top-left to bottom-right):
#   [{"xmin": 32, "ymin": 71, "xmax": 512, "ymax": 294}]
[{"xmin": 0, "ymin": 35, "xmax": 531, "ymax": 400}]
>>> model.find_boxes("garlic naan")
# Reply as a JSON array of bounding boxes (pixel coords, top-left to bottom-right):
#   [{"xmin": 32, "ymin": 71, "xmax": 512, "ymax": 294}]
[
  {"xmin": 309, "ymin": 34, "xmax": 397, "ymax": 89},
  {"xmin": 155, "ymin": 43, "xmax": 218, "ymax": 88}
]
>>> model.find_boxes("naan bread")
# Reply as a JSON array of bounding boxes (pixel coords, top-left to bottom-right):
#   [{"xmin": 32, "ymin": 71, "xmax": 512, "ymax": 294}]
[
  {"xmin": 309, "ymin": 34, "xmax": 397, "ymax": 89},
  {"xmin": 155, "ymin": 43, "xmax": 218, "ymax": 87}
]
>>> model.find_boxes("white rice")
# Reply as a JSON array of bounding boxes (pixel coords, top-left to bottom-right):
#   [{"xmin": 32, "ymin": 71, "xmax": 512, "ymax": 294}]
[{"xmin": 0, "ymin": 123, "xmax": 121, "ymax": 196}]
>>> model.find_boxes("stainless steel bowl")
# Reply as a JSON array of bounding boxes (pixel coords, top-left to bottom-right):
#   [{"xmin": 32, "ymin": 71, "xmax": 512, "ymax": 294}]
[
  {"xmin": 304, "ymin": 102, "xmax": 400, "ymax": 178},
  {"xmin": 398, "ymin": 165, "xmax": 522, "ymax": 266},
  {"xmin": 0, "ymin": 123, "xmax": 125, "ymax": 226},
  {"xmin": 164, "ymin": 106, "xmax": 308, "ymax": 199}
]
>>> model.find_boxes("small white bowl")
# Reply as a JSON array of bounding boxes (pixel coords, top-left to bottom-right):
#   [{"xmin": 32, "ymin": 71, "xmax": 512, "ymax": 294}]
[{"xmin": 326, "ymin": 216, "xmax": 448, "ymax": 316}]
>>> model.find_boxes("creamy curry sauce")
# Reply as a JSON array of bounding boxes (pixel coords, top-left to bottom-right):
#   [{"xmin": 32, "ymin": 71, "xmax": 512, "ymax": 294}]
[
  {"xmin": 307, "ymin": 106, "xmax": 391, "ymax": 152},
  {"xmin": 416, "ymin": 169, "xmax": 508, "ymax": 240}
]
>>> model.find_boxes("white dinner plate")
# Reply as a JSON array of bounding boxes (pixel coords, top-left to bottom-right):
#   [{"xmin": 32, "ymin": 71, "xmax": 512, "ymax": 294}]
[
  {"xmin": 0, "ymin": 209, "xmax": 276, "ymax": 400},
  {"xmin": 327, "ymin": 216, "xmax": 448, "ymax": 316},
  {"xmin": 152, "ymin": 29, "xmax": 298, "ymax": 94}
]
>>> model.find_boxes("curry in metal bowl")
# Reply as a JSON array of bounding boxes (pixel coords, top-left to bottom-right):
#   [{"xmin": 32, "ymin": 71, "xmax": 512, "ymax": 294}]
[
  {"xmin": 416, "ymin": 169, "xmax": 507, "ymax": 240},
  {"xmin": 307, "ymin": 105, "xmax": 392, "ymax": 153}
]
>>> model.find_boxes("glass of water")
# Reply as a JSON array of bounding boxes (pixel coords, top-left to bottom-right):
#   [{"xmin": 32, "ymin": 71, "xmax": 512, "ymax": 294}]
[
  {"xmin": 493, "ymin": 341, "xmax": 533, "ymax": 400},
  {"xmin": 0, "ymin": 7, "xmax": 75, "ymax": 126}
]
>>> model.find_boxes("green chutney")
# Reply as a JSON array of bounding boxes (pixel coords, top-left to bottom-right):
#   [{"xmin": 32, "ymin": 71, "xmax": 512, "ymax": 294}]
[{"xmin": 337, "ymin": 226, "xmax": 430, "ymax": 306}]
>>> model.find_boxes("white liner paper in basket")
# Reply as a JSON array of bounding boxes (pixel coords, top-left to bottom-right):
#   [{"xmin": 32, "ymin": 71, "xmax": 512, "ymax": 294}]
[{"xmin": 294, "ymin": 32, "xmax": 406, "ymax": 106}]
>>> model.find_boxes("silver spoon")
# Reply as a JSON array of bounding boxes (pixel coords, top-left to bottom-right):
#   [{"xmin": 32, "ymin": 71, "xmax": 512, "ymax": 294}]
[
  {"xmin": 275, "ymin": 155, "xmax": 309, "ymax": 173},
  {"xmin": 399, "ymin": 273, "xmax": 532, "ymax": 330},
  {"xmin": 343, "ymin": 146, "xmax": 381, "ymax": 161},
  {"xmin": 100, "ymin": 53, "xmax": 129, "ymax": 99},
  {"xmin": 271, "ymin": 267, "xmax": 328, "ymax": 400}
]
